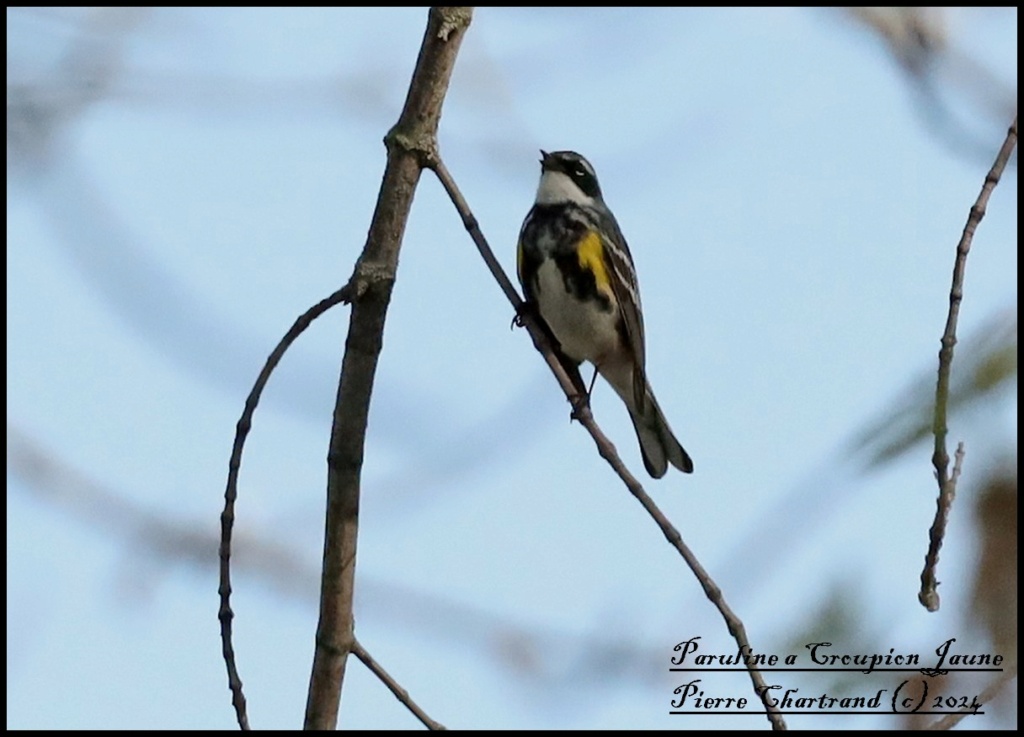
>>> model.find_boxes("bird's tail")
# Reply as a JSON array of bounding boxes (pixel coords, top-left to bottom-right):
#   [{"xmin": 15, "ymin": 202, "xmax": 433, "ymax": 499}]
[
  {"xmin": 600, "ymin": 360, "xmax": 693, "ymax": 478},
  {"xmin": 628, "ymin": 384, "xmax": 693, "ymax": 478}
]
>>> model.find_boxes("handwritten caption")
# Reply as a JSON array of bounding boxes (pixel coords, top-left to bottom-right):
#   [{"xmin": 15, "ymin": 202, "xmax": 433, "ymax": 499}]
[{"xmin": 669, "ymin": 636, "xmax": 1001, "ymax": 716}]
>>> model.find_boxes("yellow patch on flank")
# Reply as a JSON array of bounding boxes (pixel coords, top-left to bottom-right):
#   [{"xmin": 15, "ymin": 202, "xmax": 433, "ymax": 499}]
[
  {"xmin": 516, "ymin": 241, "xmax": 524, "ymax": 283},
  {"xmin": 577, "ymin": 231, "xmax": 611, "ymax": 292}
]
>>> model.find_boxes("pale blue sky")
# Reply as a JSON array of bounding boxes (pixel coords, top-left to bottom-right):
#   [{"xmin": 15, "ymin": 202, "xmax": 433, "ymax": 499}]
[{"xmin": 8, "ymin": 7, "xmax": 1017, "ymax": 730}]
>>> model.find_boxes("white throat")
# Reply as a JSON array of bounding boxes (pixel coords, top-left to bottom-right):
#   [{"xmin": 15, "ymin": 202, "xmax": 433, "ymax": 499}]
[{"xmin": 535, "ymin": 170, "xmax": 596, "ymax": 207}]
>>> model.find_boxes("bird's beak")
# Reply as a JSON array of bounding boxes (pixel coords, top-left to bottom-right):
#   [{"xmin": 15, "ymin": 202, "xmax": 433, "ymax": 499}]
[{"xmin": 539, "ymin": 149, "xmax": 554, "ymax": 170}]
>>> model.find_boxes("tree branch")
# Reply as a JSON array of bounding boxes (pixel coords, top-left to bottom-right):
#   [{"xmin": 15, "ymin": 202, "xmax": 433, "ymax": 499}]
[
  {"xmin": 351, "ymin": 639, "xmax": 446, "ymax": 730},
  {"xmin": 920, "ymin": 114, "xmax": 1017, "ymax": 611},
  {"xmin": 303, "ymin": 7, "xmax": 472, "ymax": 730}
]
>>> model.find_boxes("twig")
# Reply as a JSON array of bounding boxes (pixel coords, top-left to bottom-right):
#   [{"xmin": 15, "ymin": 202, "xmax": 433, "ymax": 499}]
[
  {"xmin": 920, "ymin": 114, "xmax": 1017, "ymax": 612},
  {"xmin": 924, "ymin": 661, "xmax": 1017, "ymax": 730},
  {"xmin": 428, "ymin": 156, "xmax": 788, "ymax": 731},
  {"xmin": 919, "ymin": 441, "xmax": 965, "ymax": 611},
  {"xmin": 219, "ymin": 285, "xmax": 352, "ymax": 730},
  {"xmin": 351, "ymin": 639, "xmax": 446, "ymax": 730},
  {"xmin": 303, "ymin": 6, "xmax": 472, "ymax": 730}
]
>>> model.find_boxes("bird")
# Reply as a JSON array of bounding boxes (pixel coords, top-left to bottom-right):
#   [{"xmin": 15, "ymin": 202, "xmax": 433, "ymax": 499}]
[{"xmin": 517, "ymin": 150, "xmax": 693, "ymax": 478}]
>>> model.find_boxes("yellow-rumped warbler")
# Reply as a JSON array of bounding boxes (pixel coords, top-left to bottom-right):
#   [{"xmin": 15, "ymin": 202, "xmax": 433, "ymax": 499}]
[{"xmin": 517, "ymin": 150, "xmax": 693, "ymax": 478}]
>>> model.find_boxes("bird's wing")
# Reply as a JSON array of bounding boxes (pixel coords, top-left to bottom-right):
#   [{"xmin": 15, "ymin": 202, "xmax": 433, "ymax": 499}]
[{"xmin": 600, "ymin": 214, "xmax": 647, "ymax": 410}]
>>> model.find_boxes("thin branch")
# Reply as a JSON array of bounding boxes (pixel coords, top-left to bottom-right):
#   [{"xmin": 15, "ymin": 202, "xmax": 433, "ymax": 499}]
[
  {"xmin": 428, "ymin": 156, "xmax": 787, "ymax": 731},
  {"xmin": 920, "ymin": 114, "xmax": 1017, "ymax": 612},
  {"xmin": 219, "ymin": 285, "xmax": 352, "ymax": 730},
  {"xmin": 919, "ymin": 441, "xmax": 965, "ymax": 611},
  {"xmin": 924, "ymin": 661, "xmax": 1018, "ymax": 730},
  {"xmin": 303, "ymin": 7, "xmax": 472, "ymax": 730},
  {"xmin": 351, "ymin": 639, "xmax": 446, "ymax": 731}
]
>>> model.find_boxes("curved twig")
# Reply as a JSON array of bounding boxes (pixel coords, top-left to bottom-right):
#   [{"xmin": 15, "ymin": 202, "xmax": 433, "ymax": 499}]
[{"xmin": 219, "ymin": 285, "xmax": 352, "ymax": 730}]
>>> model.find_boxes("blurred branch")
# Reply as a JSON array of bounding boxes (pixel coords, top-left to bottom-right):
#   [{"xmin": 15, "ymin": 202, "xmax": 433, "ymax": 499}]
[
  {"xmin": 7, "ymin": 8, "xmax": 147, "ymax": 170},
  {"xmin": 12, "ymin": 420, "xmax": 1016, "ymax": 728},
  {"xmin": 844, "ymin": 7, "xmax": 947, "ymax": 71},
  {"xmin": 920, "ymin": 114, "xmax": 1017, "ymax": 612},
  {"xmin": 428, "ymin": 143, "xmax": 788, "ymax": 731},
  {"xmin": 305, "ymin": 6, "xmax": 472, "ymax": 731},
  {"xmin": 11, "ymin": 9, "xmax": 540, "ymax": 501},
  {"xmin": 924, "ymin": 661, "xmax": 1018, "ymax": 730},
  {"xmin": 844, "ymin": 8, "xmax": 1018, "ymax": 163},
  {"xmin": 8, "ymin": 421, "xmax": 671, "ymax": 691},
  {"xmin": 8, "ymin": 423, "xmax": 219, "ymax": 568}
]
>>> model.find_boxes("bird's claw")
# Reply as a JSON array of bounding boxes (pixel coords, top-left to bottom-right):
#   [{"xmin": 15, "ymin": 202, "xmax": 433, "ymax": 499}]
[
  {"xmin": 511, "ymin": 303, "xmax": 530, "ymax": 330},
  {"xmin": 568, "ymin": 391, "xmax": 590, "ymax": 422}
]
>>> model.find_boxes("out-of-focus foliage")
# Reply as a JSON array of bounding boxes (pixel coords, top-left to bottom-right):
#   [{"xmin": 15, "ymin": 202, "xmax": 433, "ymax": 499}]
[
  {"xmin": 850, "ymin": 309, "xmax": 1016, "ymax": 468},
  {"xmin": 971, "ymin": 471, "xmax": 1018, "ymax": 662}
]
